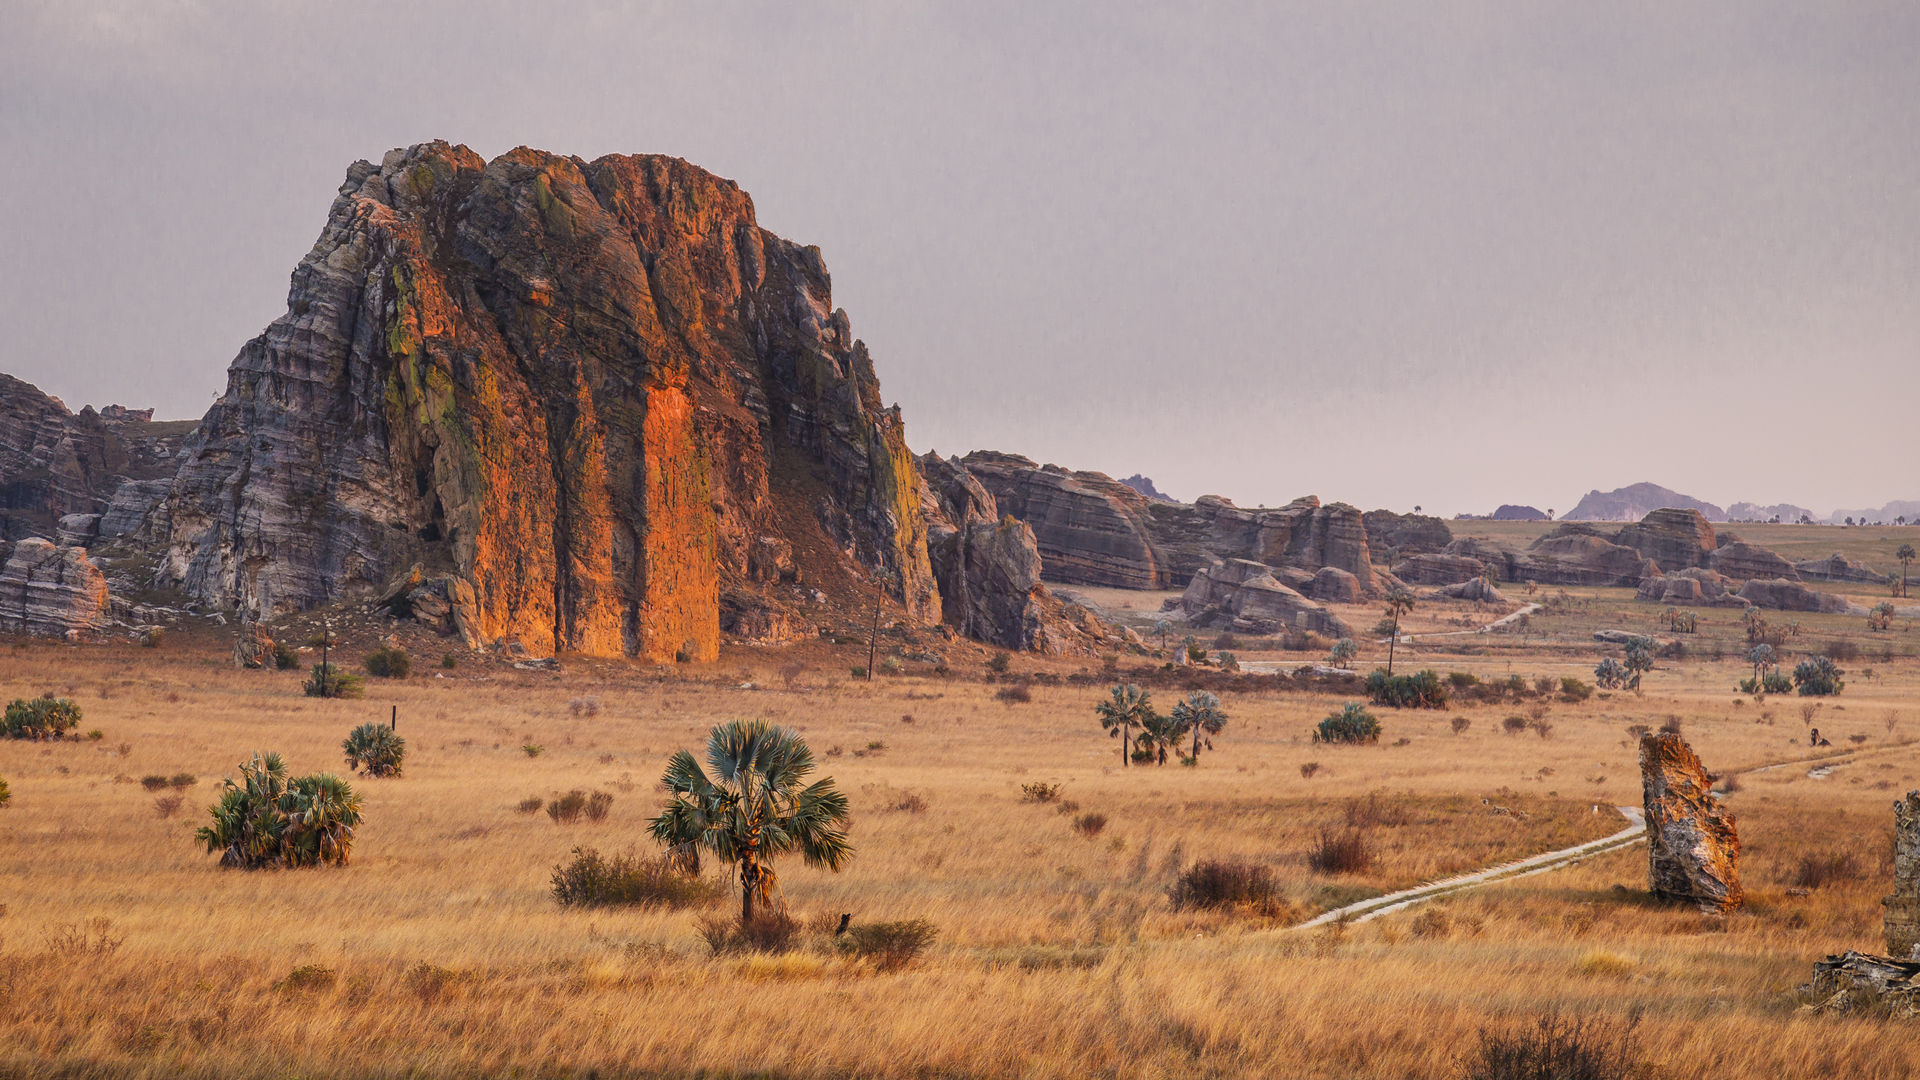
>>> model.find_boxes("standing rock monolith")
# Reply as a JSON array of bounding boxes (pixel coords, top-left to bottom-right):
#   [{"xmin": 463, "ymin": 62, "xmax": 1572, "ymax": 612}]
[
  {"xmin": 1639, "ymin": 732, "xmax": 1742, "ymax": 912},
  {"xmin": 1887, "ymin": 791, "xmax": 1920, "ymax": 959}
]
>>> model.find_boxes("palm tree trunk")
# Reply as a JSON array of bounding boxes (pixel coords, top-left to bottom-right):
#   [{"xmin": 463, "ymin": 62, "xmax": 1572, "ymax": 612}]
[
  {"xmin": 1386, "ymin": 616, "xmax": 1397, "ymax": 675},
  {"xmin": 740, "ymin": 856, "xmax": 758, "ymax": 923},
  {"xmin": 1122, "ymin": 722, "xmax": 1130, "ymax": 767}
]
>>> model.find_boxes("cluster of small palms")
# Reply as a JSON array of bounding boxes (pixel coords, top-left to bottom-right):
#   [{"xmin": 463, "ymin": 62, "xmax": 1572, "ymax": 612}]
[
  {"xmin": 4, "ymin": 696, "xmax": 81, "ymax": 740},
  {"xmin": 1093, "ymin": 685, "xmax": 1228, "ymax": 766},
  {"xmin": 342, "ymin": 722, "xmax": 406, "ymax": 777},
  {"xmin": 195, "ymin": 752, "xmax": 363, "ymax": 869}
]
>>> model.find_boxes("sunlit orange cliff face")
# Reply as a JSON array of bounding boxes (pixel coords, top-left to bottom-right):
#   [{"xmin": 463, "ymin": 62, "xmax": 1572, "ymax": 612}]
[{"xmin": 161, "ymin": 142, "xmax": 937, "ymax": 662}]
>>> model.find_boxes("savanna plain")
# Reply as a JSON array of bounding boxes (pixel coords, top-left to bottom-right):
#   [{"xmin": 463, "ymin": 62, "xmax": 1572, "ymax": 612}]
[{"xmin": 3, "ymin": 561, "xmax": 1919, "ymax": 1079}]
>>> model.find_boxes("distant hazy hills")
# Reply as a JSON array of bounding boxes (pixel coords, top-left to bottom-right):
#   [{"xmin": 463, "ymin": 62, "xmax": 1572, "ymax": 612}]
[{"xmin": 1561, "ymin": 483, "xmax": 1915, "ymax": 524}]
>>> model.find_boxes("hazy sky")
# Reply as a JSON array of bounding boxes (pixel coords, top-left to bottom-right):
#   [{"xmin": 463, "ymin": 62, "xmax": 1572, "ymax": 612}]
[{"xmin": 3, "ymin": 2, "xmax": 1914, "ymax": 517}]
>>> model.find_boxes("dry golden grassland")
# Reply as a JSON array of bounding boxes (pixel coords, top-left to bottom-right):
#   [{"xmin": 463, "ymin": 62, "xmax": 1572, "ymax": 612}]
[{"xmin": 2, "ymin": 587, "xmax": 1919, "ymax": 1078}]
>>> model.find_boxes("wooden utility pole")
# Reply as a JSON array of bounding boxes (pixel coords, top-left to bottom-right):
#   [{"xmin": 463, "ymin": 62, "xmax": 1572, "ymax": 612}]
[
  {"xmin": 391, "ymin": 704, "xmax": 397, "ymax": 731},
  {"xmin": 866, "ymin": 597, "xmax": 880, "ymax": 682}
]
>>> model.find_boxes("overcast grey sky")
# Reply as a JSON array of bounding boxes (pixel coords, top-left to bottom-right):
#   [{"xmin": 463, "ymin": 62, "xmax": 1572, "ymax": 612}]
[{"xmin": 2, "ymin": 2, "xmax": 1914, "ymax": 516}]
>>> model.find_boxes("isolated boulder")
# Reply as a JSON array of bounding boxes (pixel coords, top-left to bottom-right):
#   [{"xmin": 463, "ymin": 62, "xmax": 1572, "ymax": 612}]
[
  {"xmin": 1180, "ymin": 558, "xmax": 1350, "ymax": 638},
  {"xmin": 233, "ymin": 623, "xmax": 276, "ymax": 669},
  {"xmin": 1802, "ymin": 953, "xmax": 1920, "ymax": 1016},
  {"xmin": 1615, "ymin": 508, "xmax": 1717, "ymax": 571},
  {"xmin": 0, "ymin": 538, "xmax": 111, "ymax": 639},
  {"xmin": 1307, "ymin": 566, "xmax": 1364, "ymax": 604},
  {"xmin": 1708, "ymin": 541, "xmax": 1798, "ymax": 581},
  {"xmin": 1640, "ymin": 733, "xmax": 1742, "ymax": 912},
  {"xmin": 1435, "ymin": 577, "xmax": 1506, "ymax": 604},
  {"xmin": 1737, "ymin": 578, "xmax": 1851, "ymax": 614},
  {"xmin": 1635, "ymin": 567, "xmax": 1746, "ymax": 607}
]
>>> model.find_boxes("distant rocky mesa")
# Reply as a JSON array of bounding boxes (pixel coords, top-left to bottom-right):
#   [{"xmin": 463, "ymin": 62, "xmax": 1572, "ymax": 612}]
[{"xmin": 1567, "ymin": 482, "xmax": 1725, "ymax": 523}]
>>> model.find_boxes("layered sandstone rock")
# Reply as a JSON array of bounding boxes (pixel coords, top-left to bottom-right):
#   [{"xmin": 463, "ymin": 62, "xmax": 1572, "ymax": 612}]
[
  {"xmin": 1888, "ymin": 790, "xmax": 1920, "ymax": 960},
  {"xmin": 1796, "ymin": 553, "xmax": 1887, "ymax": 584},
  {"xmin": 919, "ymin": 453, "xmax": 1050, "ymax": 650},
  {"xmin": 1362, "ymin": 510, "xmax": 1453, "ymax": 556},
  {"xmin": 158, "ymin": 143, "xmax": 938, "ymax": 661},
  {"xmin": 1392, "ymin": 552, "xmax": 1490, "ymax": 586},
  {"xmin": 0, "ymin": 374, "xmax": 186, "ymax": 542},
  {"xmin": 1511, "ymin": 531, "xmax": 1659, "ymax": 587},
  {"xmin": 1307, "ymin": 566, "xmax": 1364, "ymax": 605},
  {"xmin": 1708, "ymin": 541, "xmax": 1799, "ymax": 581},
  {"xmin": 958, "ymin": 452, "xmax": 1166, "ymax": 589},
  {"xmin": 1615, "ymin": 508, "xmax": 1717, "ymax": 571},
  {"xmin": 1737, "ymin": 578, "xmax": 1851, "ymax": 614},
  {"xmin": 0, "ymin": 538, "xmax": 111, "ymax": 638},
  {"xmin": 1180, "ymin": 558, "xmax": 1350, "ymax": 638},
  {"xmin": 1640, "ymin": 733, "xmax": 1742, "ymax": 912},
  {"xmin": 1434, "ymin": 577, "xmax": 1506, "ymax": 604}
]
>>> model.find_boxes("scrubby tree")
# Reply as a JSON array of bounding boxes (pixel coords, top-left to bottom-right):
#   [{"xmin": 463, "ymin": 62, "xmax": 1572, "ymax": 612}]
[
  {"xmin": 4, "ymin": 696, "xmax": 81, "ymax": 740},
  {"xmin": 1315, "ymin": 703, "xmax": 1381, "ymax": 744},
  {"xmin": 196, "ymin": 752, "xmax": 363, "ymax": 868},
  {"xmin": 1747, "ymin": 644, "xmax": 1775, "ymax": 686},
  {"xmin": 342, "ymin": 723, "xmax": 406, "ymax": 777},
  {"xmin": 1622, "ymin": 637, "xmax": 1656, "ymax": 689},
  {"xmin": 647, "ymin": 720, "xmax": 851, "ymax": 923},
  {"xmin": 1326, "ymin": 638, "xmax": 1357, "ymax": 668},
  {"xmin": 1593, "ymin": 657, "xmax": 1628, "ymax": 690},
  {"xmin": 1377, "ymin": 587, "xmax": 1416, "ymax": 675},
  {"xmin": 1869, "ymin": 602, "xmax": 1897, "ymax": 633},
  {"xmin": 1899, "ymin": 544, "xmax": 1915, "ymax": 598},
  {"xmin": 1171, "ymin": 690, "xmax": 1228, "ymax": 763},
  {"xmin": 1095, "ymin": 683, "xmax": 1157, "ymax": 767}
]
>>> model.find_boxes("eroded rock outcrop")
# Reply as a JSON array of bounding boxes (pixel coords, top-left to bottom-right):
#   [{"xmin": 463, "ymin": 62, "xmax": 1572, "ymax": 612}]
[
  {"xmin": 1796, "ymin": 553, "xmax": 1887, "ymax": 584},
  {"xmin": 158, "ymin": 142, "xmax": 939, "ymax": 661},
  {"xmin": 1180, "ymin": 558, "xmax": 1350, "ymax": 638},
  {"xmin": 1434, "ymin": 577, "xmax": 1506, "ymax": 604},
  {"xmin": 0, "ymin": 538, "xmax": 111, "ymax": 638},
  {"xmin": 1888, "ymin": 790, "xmax": 1920, "ymax": 960},
  {"xmin": 1392, "ymin": 552, "xmax": 1491, "ymax": 586},
  {"xmin": 1363, "ymin": 510, "xmax": 1453, "ymax": 556},
  {"xmin": 1640, "ymin": 733, "xmax": 1741, "ymax": 912},
  {"xmin": 1737, "ymin": 578, "xmax": 1851, "ymax": 614},
  {"xmin": 919, "ymin": 452, "xmax": 1076, "ymax": 651},
  {"xmin": 1708, "ymin": 541, "xmax": 1799, "ymax": 581},
  {"xmin": 1615, "ymin": 508, "xmax": 1718, "ymax": 571},
  {"xmin": 233, "ymin": 623, "xmax": 277, "ymax": 668},
  {"xmin": 1512, "ymin": 531, "xmax": 1659, "ymax": 587},
  {"xmin": 1635, "ymin": 567, "xmax": 1747, "ymax": 607},
  {"xmin": 958, "ymin": 452, "xmax": 1167, "ymax": 589}
]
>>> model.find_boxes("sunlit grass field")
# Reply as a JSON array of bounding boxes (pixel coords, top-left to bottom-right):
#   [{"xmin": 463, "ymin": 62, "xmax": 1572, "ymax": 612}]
[{"xmin": 2, "ymin": 580, "xmax": 1918, "ymax": 1078}]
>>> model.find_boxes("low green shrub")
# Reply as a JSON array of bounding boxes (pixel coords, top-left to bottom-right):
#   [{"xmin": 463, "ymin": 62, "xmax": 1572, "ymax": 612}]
[
  {"xmin": 4, "ymin": 696, "xmax": 81, "ymax": 740},
  {"xmin": 1559, "ymin": 676, "xmax": 1594, "ymax": 702},
  {"xmin": 364, "ymin": 647, "xmax": 411, "ymax": 679},
  {"xmin": 1364, "ymin": 670, "xmax": 1448, "ymax": 709},
  {"xmin": 550, "ymin": 847, "xmax": 719, "ymax": 908},
  {"xmin": 1315, "ymin": 703, "xmax": 1381, "ymax": 744},
  {"xmin": 839, "ymin": 918, "xmax": 939, "ymax": 969},
  {"xmin": 1794, "ymin": 656, "xmax": 1845, "ymax": 696},
  {"xmin": 0, "ymin": 775, "xmax": 10, "ymax": 807},
  {"xmin": 342, "ymin": 723, "xmax": 406, "ymax": 777},
  {"xmin": 303, "ymin": 664, "xmax": 365, "ymax": 699},
  {"xmin": 272, "ymin": 642, "xmax": 300, "ymax": 670}
]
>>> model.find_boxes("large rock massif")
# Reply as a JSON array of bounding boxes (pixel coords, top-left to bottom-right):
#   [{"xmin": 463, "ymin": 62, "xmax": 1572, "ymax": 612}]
[
  {"xmin": 1567, "ymin": 482, "xmax": 1726, "ymax": 522},
  {"xmin": 1639, "ymin": 733, "xmax": 1742, "ymax": 912},
  {"xmin": 0, "ymin": 538, "xmax": 110, "ymax": 638},
  {"xmin": 155, "ymin": 143, "xmax": 944, "ymax": 662}
]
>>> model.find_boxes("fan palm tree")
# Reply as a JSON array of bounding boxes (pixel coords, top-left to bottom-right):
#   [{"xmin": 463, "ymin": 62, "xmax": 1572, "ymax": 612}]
[
  {"xmin": 1136, "ymin": 709, "xmax": 1183, "ymax": 765},
  {"xmin": 196, "ymin": 752, "xmax": 362, "ymax": 868},
  {"xmin": 1898, "ymin": 544, "xmax": 1915, "ymax": 599},
  {"xmin": 342, "ymin": 722, "xmax": 406, "ymax": 777},
  {"xmin": 1094, "ymin": 683, "xmax": 1156, "ymax": 768},
  {"xmin": 279, "ymin": 773, "xmax": 363, "ymax": 866},
  {"xmin": 647, "ymin": 720, "xmax": 851, "ymax": 923},
  {"xmin": 1380, "ymin": 587, "xmax": 1416, "ymax": 675},
  {"xmin": 1171, "ymin": 690, "xmax": 1228, "ymax": 763}
]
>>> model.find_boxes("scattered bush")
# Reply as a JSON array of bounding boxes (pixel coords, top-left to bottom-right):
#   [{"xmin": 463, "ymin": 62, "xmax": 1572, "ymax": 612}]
[
  {"xmin": 272, "ymin": 642, "xmax": 300, "ymax": 670},
  {"xmin": 1365, "ymin": 669, "xmax": 1449, "ymax": 709},
  {"xmin": 839, "ymin": 918, "xmax": 939, "ymax": 969},
  {"xmin": 550, "ymin": 847, "xmax": 719, "ymax": 908},
  {"xmin": 276, "ymin": 964, "xmax": 338, "ymax": 993},
  {"xmin": 1529, "ymin": 719, "xmax": 1554, "ymax": 739},
  {"xmin": 1459, "ymin": 1013, "xmax": 1649, "ymax": 1080},
  {"xmin": 546, "ymin": 790, "xmax": 612, "ymax": 824},
  {"xmin": 1791, "ymin": 852, "xmax": 1863, "ymax": 890},
  {"xmin": 885, "ymin": 790, "xmax": 929, "ymax": 813},
  {"xmin": 849, "ymin": 666, "xmax": 868, "ymax": 679},
  {"xmin": 4, "ymin": 696, "xmax": 82, "ymax": 740},
  {"xmin": 1533, "ymin": 675, "xmax": 1557, "ymax": 696},
  {"xmin": 303, "ymin": 664, "xmax": 365, "ymax": 699},
  {"xmin": 1300, "ymin": 762, "xmax": 1321, "ymax": 779},
  {"xmin": 1020, "ymin": 781, "xmax": 1063, "ymax": 804},
  {"xmin": 522, "ymin": 743, "xmax": 545, "ymax": 757},
  {"xmin": 1307, "ymin": 828, "xmax": 1374, "ymax": 874},
  {"xmin": 140, "ymin": 774, "xmax": 171, "ymax": 791},
  {"xmin": 169, "ymin": 773, "xmax": 196, "ymax": 789},
  {"xmin": 1559, "ymin": 677, "xmax": 1594, "ymax": 702},
  {"xmin": 1315, "ymin": 703, "xmax": 1381, "ymax": 744},
  {"xmin": 1447, "ymin": 672, "xmax": 1481, "ymax": 689},
  {"xmin": 342, "ymin": 723, "xmax": 406, "ymax": 777},
  {"xmin": 697, "ymin": 910, "xmax": 801, "ymax": 955},
  {"xmin": 1502, "ymin": 716, "xmax": 1529, "ymax": 735},
  {"xmin": 196, "ymin": 752, "xmax": 361, "ymax": 869},
  {"xmin": 1170, "ymin": 859, "xmax": 1284, "ymax": 915},
  {"xmin": 1450, "ymin": 717, "xmax": 1471, "ymax": 735},
  {"xmin": 1794, "ymin": 656, "xmax": 1845, "ymax": 696},
  {"xmin": 1071, "ymin": 811, "xmax": 1108, "ymax": 838},
  {"xmin": 567, "ymin": 697, "xmax": 601, "ymax": 718},
  {"xmin": 1824, "ymin": 639, "xmax": 1861, "ymax": 663},
  {"xmin": 995, "ymin": 683, "xmax": 1033, "ymax": 705},
  {"xmin": 987, "ymin": 652, "xmax": 1011, "ymax": 674},
  {"xmin": 0, "ymin": 776, "xmax": 10, "ymax": 807},
  {"xmin": 363, "ymin": 647, "xmax": 411, "ymax": 679},
  {"xmin": 153, "ymin": 793, "xmax": 185, "ymax": 818},
  {"xmin": 515, "ymin": 796, "xmax": 543, "ymax": 814}
]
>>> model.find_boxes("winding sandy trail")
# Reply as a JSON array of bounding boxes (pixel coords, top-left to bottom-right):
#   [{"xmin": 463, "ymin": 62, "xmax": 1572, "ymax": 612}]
[{"xmin": 1292, "ymin": 805, "xmax": 1645, "ymax": 929}]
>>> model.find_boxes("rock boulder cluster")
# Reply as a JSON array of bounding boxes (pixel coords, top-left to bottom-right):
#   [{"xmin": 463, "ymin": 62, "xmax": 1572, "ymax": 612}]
[{"xmin": 1798, "ymin": 791, "xmax": 1920, "ymax": 1015}]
